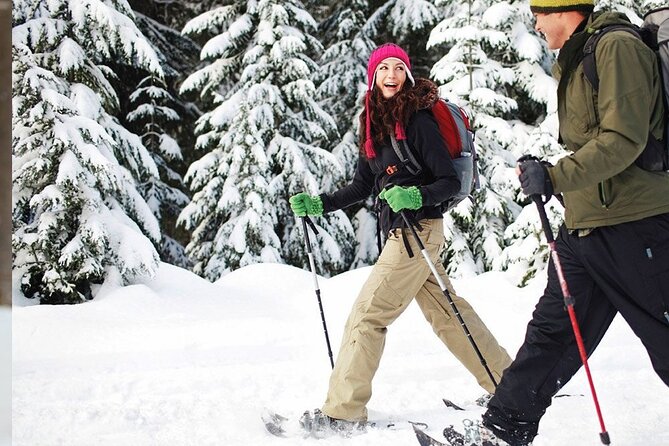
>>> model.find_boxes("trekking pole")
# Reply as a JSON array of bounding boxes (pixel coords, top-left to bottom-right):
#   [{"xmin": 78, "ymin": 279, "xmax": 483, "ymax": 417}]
[
  {"xmin": 532, "ymin": 195, "xmax": 610, "ymax": 445},
  {"xmin": 301, "ymin": 216, "xmax": 335, "ymax": 369},
  {"xmin": 398, "ymin": 210, "xmax": 498, "ymax": 387}
]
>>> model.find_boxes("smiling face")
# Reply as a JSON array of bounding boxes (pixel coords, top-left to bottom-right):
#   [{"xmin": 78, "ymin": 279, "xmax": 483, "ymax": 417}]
[{"xmin": 374, "ymin": 58, "xmax": 407, "ymax": 98}]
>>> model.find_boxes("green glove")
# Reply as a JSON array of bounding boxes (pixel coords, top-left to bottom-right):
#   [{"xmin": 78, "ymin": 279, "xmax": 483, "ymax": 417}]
[
  {"xmin": 378, "ymin": 185, "xmax": 423, "ymax": 212},
  {"xmin": 289, "ymin": 192, "xmax": 323, "ymax": 217}
]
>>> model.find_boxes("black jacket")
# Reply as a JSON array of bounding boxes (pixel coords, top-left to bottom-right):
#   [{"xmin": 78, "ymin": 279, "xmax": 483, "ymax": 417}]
[{"xmin": 321, "ymin": 109, "xmax": 460, "ymax": 234}]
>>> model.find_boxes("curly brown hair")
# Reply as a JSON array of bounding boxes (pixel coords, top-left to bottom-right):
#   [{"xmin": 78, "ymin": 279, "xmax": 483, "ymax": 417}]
[{"xmin": 359, "ymin": 78, "xmax": 439, "ymax": 157}]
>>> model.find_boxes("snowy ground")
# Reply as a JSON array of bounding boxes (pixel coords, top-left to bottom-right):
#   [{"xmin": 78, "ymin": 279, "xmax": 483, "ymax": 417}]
[{"xmin": 12, "ymin": 262, "xmax": 669, "ymax": 446}]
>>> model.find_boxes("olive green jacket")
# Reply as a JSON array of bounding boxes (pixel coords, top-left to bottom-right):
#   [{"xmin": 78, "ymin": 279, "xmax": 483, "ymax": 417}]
[{"xmin": 549, "ymin": 12, "xmax": 669, "ymax": 230}]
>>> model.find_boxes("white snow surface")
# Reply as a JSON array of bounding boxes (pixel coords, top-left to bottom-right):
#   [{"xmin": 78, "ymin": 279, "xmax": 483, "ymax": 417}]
[{"xmin": 12, "ymin": 263, "xmax": 669, "ymax": 446}]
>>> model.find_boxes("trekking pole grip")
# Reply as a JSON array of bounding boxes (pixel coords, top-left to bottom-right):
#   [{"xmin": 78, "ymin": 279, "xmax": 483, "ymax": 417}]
[
  {"xmin": 532, "ymin": 195, "xmax": 554, "ymax": 243},
  {"xmin": 302, "ymin": 216, "xmax": 320, "ymax": 250},
  {"xmin": 301, "ymin": 217, "xmax": 312, "ymax": 253}
]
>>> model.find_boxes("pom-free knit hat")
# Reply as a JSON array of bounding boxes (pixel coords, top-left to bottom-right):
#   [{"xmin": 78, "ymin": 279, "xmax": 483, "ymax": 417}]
[
  {"xmin": 529, "ymin": 0, "xmax": 595, "ymax": 14},
  {"xmin": 364, "ymin": 43, "xmax": 415, "ymax": 159}
]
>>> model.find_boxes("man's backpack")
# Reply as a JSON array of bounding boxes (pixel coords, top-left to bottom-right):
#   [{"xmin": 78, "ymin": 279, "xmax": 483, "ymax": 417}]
[
  {"xmin": 582, "ymin": 7, "xmax": 669, "ymax": 172},
  {"xmin": 390, "ymin": 99, "xmax": 480, "ymax": 211}
]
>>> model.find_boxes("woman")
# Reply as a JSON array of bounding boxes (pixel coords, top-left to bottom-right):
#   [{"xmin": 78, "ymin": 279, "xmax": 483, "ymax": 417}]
[{"xmin": 290, "ymin": 43, "xmax": 511, "ymax": 433}]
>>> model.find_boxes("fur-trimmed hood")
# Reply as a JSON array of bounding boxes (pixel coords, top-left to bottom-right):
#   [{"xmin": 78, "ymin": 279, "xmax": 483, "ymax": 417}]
[{"xmin": 413, "ymin": 78, "xmax": 440, "ymax": 111}]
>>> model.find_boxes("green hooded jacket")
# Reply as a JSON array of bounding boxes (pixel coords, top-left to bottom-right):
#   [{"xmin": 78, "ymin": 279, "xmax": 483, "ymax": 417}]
[{"xmin": 549, "ymin": 12, "xmax": 669, "ymax": 230}]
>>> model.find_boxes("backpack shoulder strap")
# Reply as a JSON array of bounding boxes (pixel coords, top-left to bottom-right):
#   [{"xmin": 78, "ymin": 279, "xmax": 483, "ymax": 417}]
[
  {"xmin": 583, "ymin": 24, "xmax": 641, "ymax": 91},
  {"xmin": 389, "ymin": 135, "xmax": 422, "ymax": 176}
]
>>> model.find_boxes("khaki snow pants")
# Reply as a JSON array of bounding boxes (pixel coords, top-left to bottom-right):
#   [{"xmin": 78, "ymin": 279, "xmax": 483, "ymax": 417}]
[{"xmin": 322, "ymin": 218, "xmax": 512, "ymax": 421}]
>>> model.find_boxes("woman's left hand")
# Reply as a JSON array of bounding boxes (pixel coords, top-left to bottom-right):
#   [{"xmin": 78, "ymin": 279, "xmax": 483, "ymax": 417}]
[{"xmin": 379, "ymin": 185, "xmax": 423, "ymax": 212}]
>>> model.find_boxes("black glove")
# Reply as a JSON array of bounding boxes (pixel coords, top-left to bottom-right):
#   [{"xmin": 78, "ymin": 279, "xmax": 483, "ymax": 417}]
[{"xmin": 518, "ymin": 160, "xmax": 554, "ymax": 197}]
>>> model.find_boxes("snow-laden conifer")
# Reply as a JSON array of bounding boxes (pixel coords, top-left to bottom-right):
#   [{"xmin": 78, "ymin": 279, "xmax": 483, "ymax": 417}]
[
  {"xmin": 12, "ymin": 0, "xmax": 164, "ymax": 303},
  {"xmin": 596, "ymin": 0, "xmax": 657, "ymax": 21},
  {"xmin": 363, "ymin": 0, "xmax": 442, "ymax": 76},
  {"xmin": 315, "ymin": 0, "xmax": 378, "ymax": 268},
  {"xmin": 494, "ymin": 0, "xmax": 667, "ymax": 284},
  {"xmin": 638, "ymin": 0, "xmax": 667, "ymax": 15},
  {"xmin": 364, "ymin": 0, "xmax": 440, "ymax": 42},
  {"xmin": 429, "ymin": 0, "xmax": 562, "ymax": 280},
  {"xmin": 126, "ymin": 75, "xmax": 191, "ymax": 268},
  {"xmin": 179, "ymin": 1, "xmax": 354, "ymax": 280}
]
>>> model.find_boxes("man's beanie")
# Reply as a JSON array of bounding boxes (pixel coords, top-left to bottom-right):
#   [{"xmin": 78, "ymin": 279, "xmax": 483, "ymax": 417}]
[
  {"xmin": 529, "ymin": 0, "xmax": 595, "ymax": 14},
  {"xmin": 364, "ymin": 43, "xmax": 415, "ymax": 158}
]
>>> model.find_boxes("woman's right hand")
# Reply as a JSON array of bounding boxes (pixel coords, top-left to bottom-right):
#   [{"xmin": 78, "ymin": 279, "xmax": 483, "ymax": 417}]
[{"xmin": 289, "ymin": 193, "xmax": 323, "ymax": 217}]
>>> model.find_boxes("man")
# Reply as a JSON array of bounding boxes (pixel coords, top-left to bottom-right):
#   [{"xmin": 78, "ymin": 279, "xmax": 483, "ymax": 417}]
[{"xmin": 480, "ymin": 0, "xmax": 669, "ymax": 444}]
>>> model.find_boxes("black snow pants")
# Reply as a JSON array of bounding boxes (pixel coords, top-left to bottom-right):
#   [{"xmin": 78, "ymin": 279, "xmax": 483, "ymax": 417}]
[{"xmin": 483, "ymin": 213, "xmax": 669, "ymax": 444}]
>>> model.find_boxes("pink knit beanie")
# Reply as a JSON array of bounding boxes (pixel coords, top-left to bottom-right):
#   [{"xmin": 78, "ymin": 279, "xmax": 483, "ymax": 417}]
[{"xmin": 364, "ymin": 43, "xmax": 415, "ymax": 159}]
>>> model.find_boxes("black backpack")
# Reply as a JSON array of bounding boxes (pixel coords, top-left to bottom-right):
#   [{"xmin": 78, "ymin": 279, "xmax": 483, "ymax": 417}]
[{"xmin": 582, "ymin": 7, "xmax": 669, "ymax": 172}]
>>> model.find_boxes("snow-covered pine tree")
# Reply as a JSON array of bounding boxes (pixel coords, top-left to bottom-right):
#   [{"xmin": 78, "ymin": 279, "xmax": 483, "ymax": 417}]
[
  {"xmin": 317, "ymin": 0, "xmax": 373, "ymax": 145},
  {"xmin": 128, "ymin": 0, "xmax": 226, "ymax": 31},
  {"xmin": 363, "ymin": 0, "xmax": 442, "ymax": 76},
  {"xmin": 179, "ymin": 1, "xmax": 354, "ymax": 280},
  {"xmin": 429, "ymin": 0, "xmax": 560, "ymax": 279},
  {"xmin": 12, "ymin": 0, "xmax": 164, "ymax": 303},
  {"xmin": 497, "ymin": 0, "xmax": 668, "ymax": 285},
  {"xmin": 495, "ymin": 96, "xmax": 565, "ymax": 286},
  {"xmin": 126, "ymin": 74, "xmax": 191, "ymax": 268},
  {"xmin": 132, "ymin": 13, "xmax": 200, "ymax": 72},
  {"xmin": 124, "ymin": 8, "xmax": 203, "ymax": 268},
  {"xmin": 315, "ymin": 0, "xmax": 378, "ymax": 268},
  {"xmin": 595, "ymin": 0, "xmax": 655, "ymax": 22},
  {"xmin": 488, "ymin": 0, "xmax": 566, "ymax": 285},
  {"xmin": 638, "ymin": 1, "xmax": 667, "ymax": 16},
  {"xmin": 500, "ymin": 0, "xmax": 669, "ymax": 285}
]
